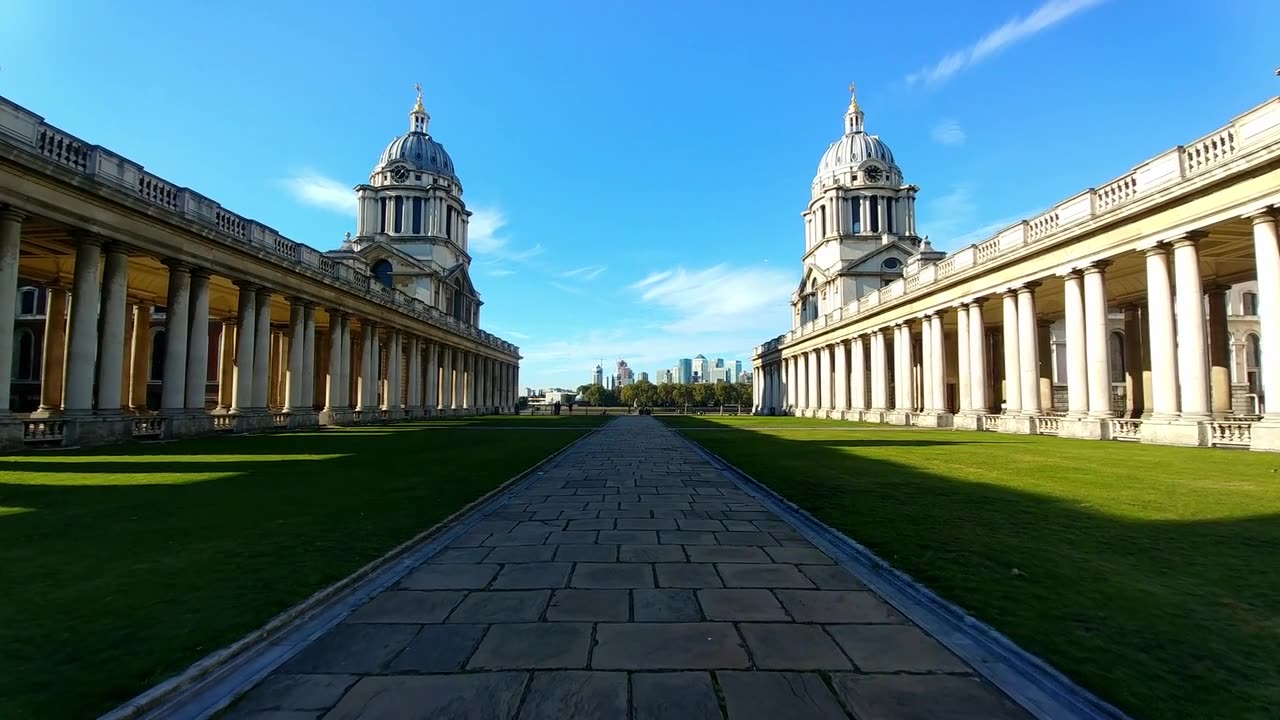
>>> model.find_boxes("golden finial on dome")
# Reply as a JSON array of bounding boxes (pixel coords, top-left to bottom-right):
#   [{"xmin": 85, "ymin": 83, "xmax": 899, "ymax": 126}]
[
  {"xmin": 413, "ymin": 82, "xmax": 426, "ymax": 113},
  {"xmin": 848, "ymin": 82, "xmax": 859, "ymax": 111}
]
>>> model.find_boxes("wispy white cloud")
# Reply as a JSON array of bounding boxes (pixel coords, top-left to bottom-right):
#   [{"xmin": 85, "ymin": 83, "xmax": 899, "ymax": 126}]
[
  {"xmin": 490, "ymin": 327, "xmax": 531, "ymax": 340},
  {"xmin": 918, "ymin": 184, "xmax": 1034, "ymax": 251},
  {"xmin": 562, "ymin": 265, "xmax": 608, "ymax": 281},
  {"xmin": 931, "ymin": 119, "xmax": 966, "ymax": 146},
  {"xmin": 906, "ymin": 0, "xmax": 1105, "ymax": 88},
  {"xmin": 281, "ymin": 171, "xmax": 356, "ymax": 215},
  {"xmin": 630, "ymin": 263, "xmax": 793, "ymax": 335},
  {"xmin": 483, "ymin": 268, "xmax": 516, "ymax": 277},
  {"xmin": 549, "ymin": 281, "xmax": 585, "ymax": 295}
]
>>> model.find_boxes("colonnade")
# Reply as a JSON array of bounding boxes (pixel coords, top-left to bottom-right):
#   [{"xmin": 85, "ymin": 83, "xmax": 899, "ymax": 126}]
[
  {"xmin": 0, "ymin": 207, "xmax": 520, "ymax": 450},
  {"xmin": 754, "ymin": 210, "xmax": 1280, "ymax": 450}
]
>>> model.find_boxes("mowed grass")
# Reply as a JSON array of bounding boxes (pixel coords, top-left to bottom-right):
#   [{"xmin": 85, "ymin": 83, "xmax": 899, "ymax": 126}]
[
  {"xmin": 0, "ymin": 415, "xmax": 600, "ymax": 719},
  {"xmin": 664, "ymin": 415, "xmax": 1280, "ymax": 720}
]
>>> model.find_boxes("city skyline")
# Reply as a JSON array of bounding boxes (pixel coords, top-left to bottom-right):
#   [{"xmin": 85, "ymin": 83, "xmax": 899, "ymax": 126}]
[{"xmin": 3, "ymin": 1, "xmax": 1275, "ymax": 390}]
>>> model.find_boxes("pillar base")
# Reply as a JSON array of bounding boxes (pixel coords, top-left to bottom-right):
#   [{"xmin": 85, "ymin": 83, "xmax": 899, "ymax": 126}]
[
  {"xmin": 319, "ymin": 409, "xmax": 353, "ymax": 426},
  {"xmin": 1249, "ymin": 420, "xmax": 1280, "ymax": 452},
  {"xmin": 385, "ymin": 409, "xmax": 405, "ymax": 421},
  {"xmin": 1059, "ymin": 417, "xmax": 1110, "ymax": 440},
  {"xmin": 166, "ymin": 413, "xmax": 215, "ymax": 439},
  {"xmin": 862, "ymin": 410, "xmax": 887, "ymax": 424},
  {"xmin": 406, "ymin": 407, "xmax": 425, "ymax": 419},
  {"xmin": 915, "ymin": 412, "xmax": 954, "ymax": 428},
  {"xmin": 886, "ymin": 411, "xmax": 911, "ymax": 426},
  {"xmin": 28, "ymin": 407, "xmax": 62, "ymax": 419},
  {"xmin": 1139, "ymin": 419, "xmax": 1208, "ymax": 447},
  {"xmin": 995, "ymin": 415, "xmax": 1035, "ymax": 434},
  {"xmin": 952, "ymin": 413, "xmax": 984, "ymax": 431}
]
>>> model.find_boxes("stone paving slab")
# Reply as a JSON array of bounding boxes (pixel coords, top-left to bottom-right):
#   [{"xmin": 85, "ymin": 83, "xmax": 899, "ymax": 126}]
[{"xmin": 222, "ymin": 416, "xmax": 1033, "ymax": 719}]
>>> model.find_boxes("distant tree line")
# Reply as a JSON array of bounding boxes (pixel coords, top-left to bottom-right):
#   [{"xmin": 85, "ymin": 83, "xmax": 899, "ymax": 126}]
[{"xmin": 574, "ymin": 379, "xmax": 752, "ymax": 408}]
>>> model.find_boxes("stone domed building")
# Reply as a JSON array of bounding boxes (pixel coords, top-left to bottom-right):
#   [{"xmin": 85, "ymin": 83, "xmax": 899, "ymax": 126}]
[
  {"xmin": 326, "ymin": 88, "xmax": 482, "ymax": 327},
  {"xmin": 794, "ymin": 85, "xmax": 930, "ymax": 328}
]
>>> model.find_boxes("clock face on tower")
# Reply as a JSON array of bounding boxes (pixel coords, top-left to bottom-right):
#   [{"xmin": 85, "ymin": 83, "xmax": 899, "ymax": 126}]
[
  {"xmin": 391, "ymin": 166, "xmax": 410, "ymax": 183},
  {"xmin": 863, "ymin": 166, "xmax": 883, "ymax": 184}
]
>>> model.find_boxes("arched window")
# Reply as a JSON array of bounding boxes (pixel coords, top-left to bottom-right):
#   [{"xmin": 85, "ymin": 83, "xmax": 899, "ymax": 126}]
[
  {"xmin": 17, "ymin": 287, "xmax": 39, "ymax": 317},
  {"xmin": 1110, "ymin": 331, "xmax": 1125, "ymax": 383},
  {"xmin": 12, "ymin": 328, "xmax": 38, "ymax": 381},
  {"xmin": 372, "ymin": 259, "xmax": 394, "ymax": 289},
  {"xmin": 150, "ymin": 329, "xmax": 166, "ymax": 382},
  {"xmin": 1245, "ymin": 332, "xmax": 1261, "ymax": 395}
]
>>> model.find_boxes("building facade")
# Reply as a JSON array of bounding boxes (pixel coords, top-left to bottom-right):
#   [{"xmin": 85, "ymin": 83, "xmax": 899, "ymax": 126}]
[
  {"xmin": 1, "ymin": 91, "xmax": 521, "ymax": 452},
  {"xmin": 752, "ymin": 88, "xmax": 1280, "ymax": 452}
]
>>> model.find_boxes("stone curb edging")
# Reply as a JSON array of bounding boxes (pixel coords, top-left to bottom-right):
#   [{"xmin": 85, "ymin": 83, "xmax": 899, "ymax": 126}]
[
  {"xmin": 98, "ymin": 422, "xmax": 607, "ymax": 720},
  {"xmin": 673, "ymin": 428, "xmax": 1133, "ymax": 720}
]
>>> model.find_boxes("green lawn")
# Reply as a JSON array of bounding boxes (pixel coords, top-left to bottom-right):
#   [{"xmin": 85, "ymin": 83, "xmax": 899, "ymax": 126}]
[
  {"xmin": 0, "ymin": 416, "xmax": 599, "ymax": 719},
  {"xmin": 664, "ymin": 415, "xmax": 1280, "ymax": 720}
]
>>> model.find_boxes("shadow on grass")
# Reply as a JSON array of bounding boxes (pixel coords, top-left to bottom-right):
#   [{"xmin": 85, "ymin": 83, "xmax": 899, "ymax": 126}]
[
  {"xmin": 667, "ymin": 416, "xmax": 1280, "ymax": 720},
  {"xmin": 0, "ymin": 422, "xmax": 591, "ymax": 720}
]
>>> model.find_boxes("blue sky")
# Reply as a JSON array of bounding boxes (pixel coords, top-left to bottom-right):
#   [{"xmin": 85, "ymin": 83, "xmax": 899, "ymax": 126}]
[{"xmin": 3, "ymin": 0, "xmax": 1277, "ymax": 389}]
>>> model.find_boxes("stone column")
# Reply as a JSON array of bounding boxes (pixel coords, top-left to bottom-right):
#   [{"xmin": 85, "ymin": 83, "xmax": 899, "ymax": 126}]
[
  {"xmin": 1001, "ymin": 291, "xmax": 1022, "ymax": 415},
  {"xmin": 1063, "ymin": 272, "xmax": 1088, "ymax": 418},
  {"xmin": 1017, "ymin": 284, "xmax": 1041, "ymax": 416},
  {"xmin": 956, "ymin": 305, "xmax": 971, "ymax": 415},
  {"xmin": 339, "ymin": 314, "xmax": 353, "ymax": 410},
  {"xmin": 920, "ymin": 318, "xmax": 934, "ymax": 413},
  {"xmin": 285, "ymin": 300, "xmax": 306, "ymax": 412},
  {"xmin": 323, "ymin": 312, "xmax": 342, "ymax": 414},
  {"xmin": 807, "ymin": 351, "xmax": 820, "ymax": 410},
  {"xmin": 901, "ymin": 324, "xmax": 915, "ymax": 411},
  {"xmin": 35, "ymin": 288, "xmax": 69, "ymax": 415},
  {"xmin": 870, "ymin": 331, "xmax": 888, "ymax": 411},
  {"xmin": 64, "ymin": 237, "xmax": 104, "ymax": 414},
  {"xmin": 1083, "ymin": 262, "xmax": 1113, "ymax": 418},
  {"xmin": 851, "ymin": 337, "xmax": 866, "ymax": 411},
  {"xmin": 1122, "ymin": 306, "xmax": 1144, "ymax": 418},
  {"xmin": 302, "ymin": 304, "xmax": 316, "ymax": 411},
  {"xmin": 408, "ymin": 336, "xmax": 421, "ymax": 416},
  {"xmin": 1206, "ymin": 286, "xmax": 1231, "ymax": 417},
  {"xmin": 1249, "ymin": 212, "xmax": 1280, "ymax": 425},
  {"xmin": 455, "ymin": 350, "xmax": 466, "ymax": 411},
  {"xmin": 1171, "ymin": 236, "xmax": 1210, "ymax": 420},
  {"xmin": 251, "ymin": 289, "xmax": 272, "ymax": 411},
  {"xmin": 1144, "ymin": 246, "xmax": 1179, "ymax": 419},
  {"xmin": 389, "ymin": 330, "xmax": 403, "ymax": 414},
  {"xmin": 96, "ymin": 245, "xmax": 130, "ymax": 414},
  {"xmin": 817, "ymin": 345, "xmax": 832, "ymax": 411},
  {"xmin": 159, "ymin": 261, "xmax": 191, "ymax": 414},
  {"xmin": 184, "ymin": 271, "xmax": 210, "ymax": 413},
  {"xmin": 357, "ymin": 322, "xmax": 374, "ymax": 411},
  {"xmin": 0, "ymin": 208, "xmax": 25, "ymax": 414},
  {"xmin": 440, "ymin": 346, "xmax": 453, "ymax": 411},
  {"xmin": 216, "ymin": 320, "xmax": 235, "ymax": 412},
  {"xmin": 467, "ymin": 352, "xmax": 478, "ymax": 412},
  {"xmin": 930, "ymin": 314, "xmax": 947, "ymax": 414},
  {"xmin": 232, "ymin": 285, "xmax": 257, "ymax": 413},
  {"xmin": 833, "ymin": 340, "xmax": 848, "ymax": 412},
  {"xmin": 1139, "ymin": 304, "xmax": 1154, "ymax": 417},
  {"xmin": 968, "ymin": 301, "xmax": 988, "ymax": 413},
  {"xmin": 130, "ymin": 304, "xmax": 152, "ymax": 412},
  {"xmin": 425, "ymin": 341, "xmax": 439, "ymax": 412}
]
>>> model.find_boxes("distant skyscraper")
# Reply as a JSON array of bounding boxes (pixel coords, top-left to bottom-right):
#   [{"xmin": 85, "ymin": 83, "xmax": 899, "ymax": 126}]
[
  {"xmin": 693, "ymin": 355, "xmax": 709, "ymax": 384},
  {"xmin": 677, "ymin": 358, "xmax": 693, "ymax": 384},
  {"xmin": 591, "ymin": 363, "xmax": 604, "ymax": 386},
  {"xmin": 615, "ymin": 359, "xmax": 634, "ymax": 387},
  {"xmin": 638, "ymin": 371, "xmax": 649, "ymax": 383},
  {"xmin": 731, "ymin": 360, "xmax": 743, "ymax": 382}
]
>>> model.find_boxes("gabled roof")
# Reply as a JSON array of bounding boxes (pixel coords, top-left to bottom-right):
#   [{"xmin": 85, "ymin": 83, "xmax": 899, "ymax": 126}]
[
  {"xmin": 794, "ymin": 264, "xmax": 831, "ymax": 296},
  {"xmin": 442, "ymin": 263, "xmax": 482, "ymax": 302},
  {"xmin": 351, "ymin": 240, "xmax": 433, "ymax": 273},
  {"xmin": 835, "ymin": 240, "xmax": 917, "ymax": 276}
]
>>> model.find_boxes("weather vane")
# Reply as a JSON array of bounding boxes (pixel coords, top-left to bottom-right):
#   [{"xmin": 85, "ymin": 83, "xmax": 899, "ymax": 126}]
[
  {"xmin": 414, "ymin": 82, "xmax": 423, "ymax": 102},
  {"xmin": 849, "ymin": 82, "xmax": 856, "ymax": 96}
]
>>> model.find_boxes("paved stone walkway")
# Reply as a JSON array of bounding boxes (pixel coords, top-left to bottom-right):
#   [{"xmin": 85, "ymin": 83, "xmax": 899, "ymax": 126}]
[{"xmin": 224, "ymin": 416, "xmax": 1032, "ymax": 720}]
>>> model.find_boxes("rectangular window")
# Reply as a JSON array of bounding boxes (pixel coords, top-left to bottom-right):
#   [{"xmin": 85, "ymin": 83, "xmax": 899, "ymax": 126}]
[
  {"xmin": 1242, "ymin": 292, "xmax": 1258, "ymax": 315},
  {"xmin": 446, "ymin": 206, "xmax": 455, "ymax": 240},
  {"xmin": 411, "ymin": 198, "xmax": 423, "ymax": 234},
  {"xmin": 886, "ymin": 198, "xmax": 895, "ymax": 233},
  {"xmin": 378, "ymin": 198, "xmax": 387, "ymax": 233},
  {"xmin": 394, "ymin": 196, "xmax": 404, "ymax": 233},
  {"xmin": 851, "ymin": 197, "xmax": 861, "ymax": 233},
  {"xmin": 869, "ymin": 196, "xmax": 880, "ymax": 233}
]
